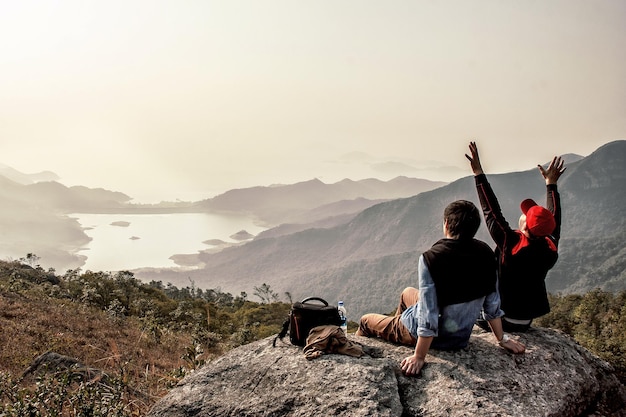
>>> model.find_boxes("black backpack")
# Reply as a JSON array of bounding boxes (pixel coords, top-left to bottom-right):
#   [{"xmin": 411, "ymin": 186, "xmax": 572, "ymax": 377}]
[{"xmin": 273, "ymin": 297, "xmax": 342, "ymax": 347}]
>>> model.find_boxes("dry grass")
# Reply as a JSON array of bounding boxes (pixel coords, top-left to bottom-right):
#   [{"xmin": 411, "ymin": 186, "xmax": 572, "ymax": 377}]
[
  {"xmin": 0, "ymin": 260, "xmax": 287, "ymax": 414},
  {"xmin": 0, "ymin": 285, "xmax": 198, "ymax": 412}
]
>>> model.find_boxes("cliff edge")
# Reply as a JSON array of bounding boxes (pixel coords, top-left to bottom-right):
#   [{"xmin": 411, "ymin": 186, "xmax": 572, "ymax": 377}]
[{"xmin": 148, "ymin": 327, "xmax": 626, "ymax": 417}]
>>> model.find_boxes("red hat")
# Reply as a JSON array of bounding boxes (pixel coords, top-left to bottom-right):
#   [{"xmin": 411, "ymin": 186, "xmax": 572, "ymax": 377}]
[{"xmin": 520, "ymin": 199, "xmax": 556, "ymax": 237}]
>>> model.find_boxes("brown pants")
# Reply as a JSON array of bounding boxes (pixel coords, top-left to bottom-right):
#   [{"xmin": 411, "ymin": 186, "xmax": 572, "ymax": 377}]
[{"xmin": 357, "ymin": 287, "xmax": 418, "ymax": 346}]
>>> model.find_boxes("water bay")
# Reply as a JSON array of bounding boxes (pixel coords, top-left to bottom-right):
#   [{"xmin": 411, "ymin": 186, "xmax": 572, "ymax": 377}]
[{"xmin": 72, "ymin": 212, "xmax": 266, "ymax": 272}]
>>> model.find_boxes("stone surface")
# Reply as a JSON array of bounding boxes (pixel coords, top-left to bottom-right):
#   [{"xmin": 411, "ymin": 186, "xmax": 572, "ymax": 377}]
[
  {"xmin": 148, "ymin": 327, "xmax": 626, "ymax": 417},
  {"xmin": 22, "ymin": 351, "xmax": 109, "ymax": 384}
]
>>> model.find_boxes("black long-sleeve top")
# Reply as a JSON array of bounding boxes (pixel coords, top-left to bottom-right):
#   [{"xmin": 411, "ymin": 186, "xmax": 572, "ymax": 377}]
[{"xmin": 474, "ymin": 174, "xmax": 561, "ymax": 320}]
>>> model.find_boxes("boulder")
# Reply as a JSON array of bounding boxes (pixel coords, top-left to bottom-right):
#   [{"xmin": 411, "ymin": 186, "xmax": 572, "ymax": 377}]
[
  {"xmin": 148, "ymin": 327, "xmax": 626, "ymax": 417},
  {"xmin": 22, "ymin": 351, "xmax": 109, "ymax": 384}
]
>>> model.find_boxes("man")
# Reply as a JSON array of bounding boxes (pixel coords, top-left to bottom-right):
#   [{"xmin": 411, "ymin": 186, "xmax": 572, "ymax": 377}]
[
  {"xmin": 356, "ymin": 200, "xmax": 525, "ymax": 377},
  {"xmin": 465, "ymin": 141, "xmax": 565, "ymax": 332}
]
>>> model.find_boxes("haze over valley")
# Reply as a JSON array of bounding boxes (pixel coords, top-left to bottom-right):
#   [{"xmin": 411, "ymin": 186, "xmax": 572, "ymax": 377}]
[{"xmin": 0, "ymin": 164, "xmax": 446, "ymax": 272}]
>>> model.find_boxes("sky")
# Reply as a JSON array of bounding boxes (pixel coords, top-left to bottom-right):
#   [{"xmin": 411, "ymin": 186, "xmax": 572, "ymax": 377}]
[{"xmin": 1, "ymin": 0, "xmax": 625, "ymax": 203}]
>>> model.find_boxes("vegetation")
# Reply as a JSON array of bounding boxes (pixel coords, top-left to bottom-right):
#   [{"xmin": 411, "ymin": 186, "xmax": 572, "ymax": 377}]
[
  {"xmin": 535, "ymin": 289, "xmax": 626, "ymax": 383},
  {"xmin": 1, "ymin": 255, "xmax": 624, "ymax": 415},
  {"xmin": 0, "ymin": 257, "xmax": 290, "ymax": 416}
]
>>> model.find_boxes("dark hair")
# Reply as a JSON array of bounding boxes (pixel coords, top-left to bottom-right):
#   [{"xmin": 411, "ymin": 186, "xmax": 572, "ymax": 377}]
[{"xmin": 443, "ymin": 200, "xmax": 481, "ymax": 239}]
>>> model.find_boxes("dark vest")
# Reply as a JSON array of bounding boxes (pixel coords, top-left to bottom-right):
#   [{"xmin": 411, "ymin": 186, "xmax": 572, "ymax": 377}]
[{"xmin": 422, "ymin": 238, "xmax": 497, "ymax": 307}]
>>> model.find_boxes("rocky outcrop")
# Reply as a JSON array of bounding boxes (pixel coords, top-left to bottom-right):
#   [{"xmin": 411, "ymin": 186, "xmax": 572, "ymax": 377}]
[
  {"xmin": 148, "ymin": 327, "xmax": 626, "ymax": 417},
  {"xmin": 22, "ymin": 351, "xmax": 109, "ymax": 384}
]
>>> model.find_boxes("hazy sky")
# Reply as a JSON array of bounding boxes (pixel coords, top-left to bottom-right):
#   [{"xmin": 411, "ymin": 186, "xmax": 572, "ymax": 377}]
[{"xmin": 1, "ymin": 0, "xmax": 625, "ymax": 202}]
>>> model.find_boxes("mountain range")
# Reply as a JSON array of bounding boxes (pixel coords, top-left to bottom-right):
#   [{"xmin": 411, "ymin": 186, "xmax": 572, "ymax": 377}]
[
  {"xmin": 194, "ymin": 176, "xmax": 447, "ymax": 226},
  {"xmin": 0, "ymin": 170, "xmax": 445, "ymax": 271},
  {"xmin": 0, "ymin": 173, "xmax": 133, "ymax": 269},
  {"xmin": 135, "ymin": 140, "xmax": 626, "ymax": 319},
  {"xmin": 0, "ymin": 163, "xmax": 60, "ymax": 185},
  {"xmin": 1, "ymin": 141, "xmax": 624, "ymax": 320}
]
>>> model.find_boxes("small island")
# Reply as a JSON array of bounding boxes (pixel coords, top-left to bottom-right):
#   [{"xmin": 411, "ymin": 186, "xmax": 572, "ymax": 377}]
[
  {"xmin": 110, "ymin": 221, "xmax": 131, "ymax": 227},
  {"xmin": 203, "ymin": 239, "xmax": 227, "ymax": 246},
  {"xmin": 230, "ymin": 230, "xmax": 254, "ymax": 241}
]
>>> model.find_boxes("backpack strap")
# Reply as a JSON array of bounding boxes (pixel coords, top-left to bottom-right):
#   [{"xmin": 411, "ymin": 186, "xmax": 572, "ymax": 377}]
[
  {"xmin": 301, "ymin": 297, "xmax": 329, "ymax": 305},
  {"xmin": 272, "ymin": 317, "xmax": 290, "ymax": 347}
]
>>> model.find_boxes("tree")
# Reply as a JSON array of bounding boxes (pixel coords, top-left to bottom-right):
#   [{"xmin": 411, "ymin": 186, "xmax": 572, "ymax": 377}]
[
  {"xmin": 20, "ymin": 253, "xmax": 41, "ymax": 269},
  {"xmin": 253, "ymin": 283, "xmax": 278, "ymax": 304}
]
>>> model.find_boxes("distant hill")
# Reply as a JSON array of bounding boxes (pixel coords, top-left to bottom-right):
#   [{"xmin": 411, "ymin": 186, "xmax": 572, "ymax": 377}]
[
  {"xmin": 194, "ymin": 176, "xmax": 447, "ymax": 225},
  {"xmin": 0, "ymin": 163, "xmax": 59, "ymax": 184},
  {"xmin": 0, "ymin": 172, "xmax": 132, "ymax": 270},
  {"xmin": 137, "ymin": 141, "xmax": 626, "ymax": 320},
  {"xmin": 0, "ymin": 173, "xmax": 132, "ymax": 212},
  {"xmin": 0, "ymin": 165, "xmax": 446, "ymax": 272}
]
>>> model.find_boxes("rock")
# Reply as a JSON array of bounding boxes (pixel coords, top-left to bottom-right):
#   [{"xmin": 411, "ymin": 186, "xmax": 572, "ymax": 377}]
[
  {"xmin": 147, "ymin": 327, "xmax": 626, "ymax": 417},
  {"xmin": 22, "ymin": 351, "xmax": 108, "ymax": 384}
]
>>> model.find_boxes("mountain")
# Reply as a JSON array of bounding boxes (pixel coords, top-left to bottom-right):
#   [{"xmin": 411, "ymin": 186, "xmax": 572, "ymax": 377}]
[
  {"xmin": 24, "ymin": 183, "xmax": 132, "ymax": 211},
  {"xmin": 137, "ymin": 141, "xmax": 626, "ymax": 320},
  {"xmin": 0, "ymin": 171, "xmax": 132, "ymax": 212},
  {"xmin": 0, "ymin": 163, "xmax": 447, "ymax": 272},
  {"xmin": 253, "ymin": 197, "xmax": 391, "ymax": 240},
  {"xmin": 194, "ymin": 176, "xmax": 447, "ymax": 225},
  {"xmin": 0, "ymin": 171, "xmax": 133, "ymax": 271},
  {"xmin": 0, "ymin": 163, "xmax": 59, "ymax": 184},
  {"xmin": 559, "ymin": 153, "xmax": 585, "ymax": 165}
]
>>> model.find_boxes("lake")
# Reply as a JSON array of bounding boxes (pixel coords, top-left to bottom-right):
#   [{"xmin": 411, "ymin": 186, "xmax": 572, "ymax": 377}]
[{"xmin": 71, "ymin": 212, "xmax": 266, "ymax": 272}]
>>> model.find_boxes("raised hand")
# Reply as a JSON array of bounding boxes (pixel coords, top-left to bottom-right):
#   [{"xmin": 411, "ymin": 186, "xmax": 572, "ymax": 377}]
[
  {"xmin": 465, "ymin": 141, "xmax": 484, "ymax": 175},
  {"xmin": 538, "ymin": 156, "xmax": 566, "ymax": 185}
]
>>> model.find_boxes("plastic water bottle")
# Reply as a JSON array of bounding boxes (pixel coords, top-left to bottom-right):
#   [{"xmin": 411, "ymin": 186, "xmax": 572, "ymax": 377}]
[{"xmin": 338, "ymin": 301, "xmax": 347, "ymax": 334}]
